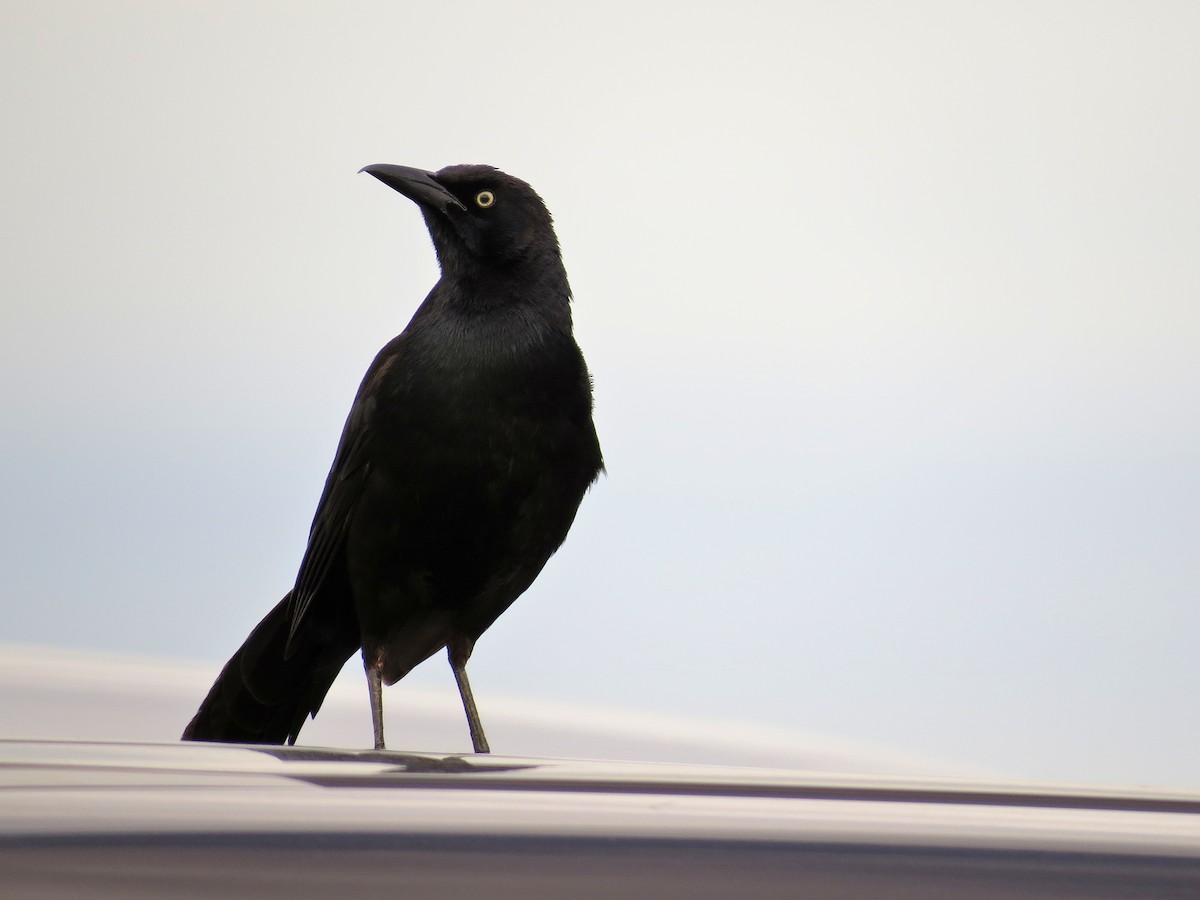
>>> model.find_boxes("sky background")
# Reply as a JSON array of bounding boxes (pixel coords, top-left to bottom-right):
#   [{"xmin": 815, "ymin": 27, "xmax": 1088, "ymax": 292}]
[{"xmin": 2, "ymin": 1, "xmax": 1198, "ymax": 787}]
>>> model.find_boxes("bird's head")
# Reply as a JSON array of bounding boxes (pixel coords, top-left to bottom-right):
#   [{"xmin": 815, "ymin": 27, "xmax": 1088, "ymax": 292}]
[{"xmin": 361, "ymin": 163, "xmax": 563, "ymax": 284}]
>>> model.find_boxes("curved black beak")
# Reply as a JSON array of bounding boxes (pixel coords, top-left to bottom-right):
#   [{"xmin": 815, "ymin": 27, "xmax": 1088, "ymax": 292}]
[{"xmin": 360, "ymin": 164, "xmax": 466, "ymax": 214}]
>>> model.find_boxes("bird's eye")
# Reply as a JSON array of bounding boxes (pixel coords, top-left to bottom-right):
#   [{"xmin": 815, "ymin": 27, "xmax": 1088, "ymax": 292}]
[{"xmin": 475, "ymin": 190, "xmax": 495, "ymax": 208}]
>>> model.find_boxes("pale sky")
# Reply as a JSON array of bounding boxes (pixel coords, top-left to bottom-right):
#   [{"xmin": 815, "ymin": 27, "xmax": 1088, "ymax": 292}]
[{"xmin": 2, "ymin": 1, "xmax": 1198, "ymax": 787}]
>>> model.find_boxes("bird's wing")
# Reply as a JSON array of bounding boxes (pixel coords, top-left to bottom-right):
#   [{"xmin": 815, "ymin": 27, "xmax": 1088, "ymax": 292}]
[
  {"xmin": 284, "ymin": 419, "xmax": 370, "ymax": 652},
  {"xmin": 284, "ymin": 342, "xmax": 401, "ymax": 652}
]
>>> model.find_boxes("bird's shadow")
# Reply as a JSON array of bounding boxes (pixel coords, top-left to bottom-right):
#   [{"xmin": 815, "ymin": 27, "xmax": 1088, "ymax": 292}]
[{"xmin": 251, "ymin": 743, "xmax": 537, "ymax": 776}]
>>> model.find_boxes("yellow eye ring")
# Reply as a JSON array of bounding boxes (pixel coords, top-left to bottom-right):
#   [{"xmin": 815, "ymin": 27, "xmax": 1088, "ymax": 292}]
[{"xmin": 475, "ymin": 190, "xmax": 495, "ymax": 208}]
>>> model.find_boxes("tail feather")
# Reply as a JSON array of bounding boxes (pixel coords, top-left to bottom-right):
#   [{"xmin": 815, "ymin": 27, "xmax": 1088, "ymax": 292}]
[{"xmin": 182, "ymin": 592, "xmax": 360, "ymax": 745}]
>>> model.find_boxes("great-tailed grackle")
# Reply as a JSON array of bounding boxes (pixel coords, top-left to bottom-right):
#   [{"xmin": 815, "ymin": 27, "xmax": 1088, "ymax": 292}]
[{"xmin": 182, "ymin": 164, "xmax": 603, "ymax": 753}]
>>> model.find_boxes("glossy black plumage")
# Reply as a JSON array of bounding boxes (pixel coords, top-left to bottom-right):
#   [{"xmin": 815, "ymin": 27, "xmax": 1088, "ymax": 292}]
[{"xmin": 183, "ymin": 164, "xmax": 603, "ymax": 751}]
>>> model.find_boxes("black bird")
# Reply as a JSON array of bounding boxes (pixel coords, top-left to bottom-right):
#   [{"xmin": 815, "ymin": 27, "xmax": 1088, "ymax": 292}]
[{"xmin": 183, "ymin": 164, "xmax": 603, "ymax": 752}]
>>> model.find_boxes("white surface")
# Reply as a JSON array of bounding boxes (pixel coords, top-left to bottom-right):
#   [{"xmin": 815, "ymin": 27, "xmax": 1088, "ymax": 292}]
[{"xmin": 2, "ymin": 739, "xmax": 1200, "ymax": 857}]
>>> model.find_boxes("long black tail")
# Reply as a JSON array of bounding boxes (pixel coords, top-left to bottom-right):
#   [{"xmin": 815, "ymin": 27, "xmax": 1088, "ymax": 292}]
[{"xmin": 182, "ymin": 592, "xmax": 360, "ymax": 745}]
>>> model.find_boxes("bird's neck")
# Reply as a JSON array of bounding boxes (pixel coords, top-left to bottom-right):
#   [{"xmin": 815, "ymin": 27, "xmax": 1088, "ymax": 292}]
[{"xmin": 442, "ymin": 256, "xmax": 571, "ymax": 318}]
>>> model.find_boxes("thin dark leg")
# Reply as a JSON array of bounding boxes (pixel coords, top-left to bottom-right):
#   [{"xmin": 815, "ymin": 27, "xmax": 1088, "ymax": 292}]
[
  {"xmin": 365, "ymin": 661, "xmax": 386, "ymax": 750},
  {"xmin": 448, "ymin": 639, "xmax": 490, "ymax": 754}
]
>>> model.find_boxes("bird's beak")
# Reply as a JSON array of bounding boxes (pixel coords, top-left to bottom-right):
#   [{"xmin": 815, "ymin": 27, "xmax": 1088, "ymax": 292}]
[{"xmin": 359, "ymin": 164, "xmax": 467, "ymax": 214}]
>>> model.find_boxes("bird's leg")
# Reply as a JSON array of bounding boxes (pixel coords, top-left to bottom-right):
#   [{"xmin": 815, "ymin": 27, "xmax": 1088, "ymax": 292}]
[
  {"xmin": 365, "ymin": 660, "xmax": 386, "ymax": 750},
  {"xmin": 448, "ymin": 637, "xmax": 490, "ymax": 754}
]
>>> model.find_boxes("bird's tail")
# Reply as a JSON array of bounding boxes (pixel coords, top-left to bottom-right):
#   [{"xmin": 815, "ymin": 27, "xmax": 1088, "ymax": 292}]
[{"xmin": 182, "ymin": 592, "xmax": 360, "ymax": 745}]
